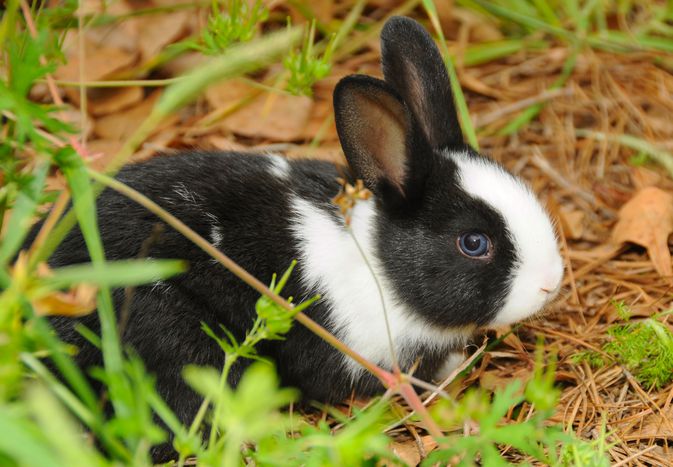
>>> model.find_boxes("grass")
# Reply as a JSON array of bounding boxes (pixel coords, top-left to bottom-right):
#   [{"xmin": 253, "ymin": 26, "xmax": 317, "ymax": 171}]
[{"xmin": 2, "ymin": 0, "xmax": 673, "ymax": 465}]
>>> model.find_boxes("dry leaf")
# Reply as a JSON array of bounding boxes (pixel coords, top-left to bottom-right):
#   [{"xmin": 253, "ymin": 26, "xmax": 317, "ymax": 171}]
[
  {"xmin": 631, "ymin": 166, "xmax": 663, "ymax": 189},
  {"xmin": 558, "ymin": 207, "xmax": 585, "ymax": 240},
  {"xmin": 206, "ymin": 80, "xmax": 313, "ymax": 141},
  {"xmin": 625, "ymin": 406, "xmax": 673, "ymax": 440},
  {"xmin": 33, "ymin": 284, "xmax": 98, "ymax": 317},
  {"xmin": 11, "ymin": 257, "xmax": 98, "ymax": 317},
  {"xmin": 388, "ymin": 436, "xmax": 438, "ymax": 467},
  {"xmin": 136, "ymin": 11, "xmax": 189, "ymax": 61},
  {"xmin": 204, "ymin": 135, "xmax": 248, "ymax": 151},
  {"xmin": 56, "ymin": 35, "xmax": 138, "ymax": 83},
  {"xmin": 87, "ymin": 86, "xmax": 144, "ymax": 117},
  {"xmin": 610, "ymin": 186, "xmax": 673, "ymax": 277},
  {"xmin": 480, "ymin": 366, "xmax": 532, "ymax": 393},
  {"xmin": 94, "ymin": 91, "xmax": 177, "ymax": 141}
]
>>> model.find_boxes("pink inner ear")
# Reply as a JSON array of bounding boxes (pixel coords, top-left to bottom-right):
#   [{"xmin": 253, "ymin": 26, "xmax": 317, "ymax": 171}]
[{"xmin": 352, "ymin": 91, "xmax": 409, "ymax": 191}]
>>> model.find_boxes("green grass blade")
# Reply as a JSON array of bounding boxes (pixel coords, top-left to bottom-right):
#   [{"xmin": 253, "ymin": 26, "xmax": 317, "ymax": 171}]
[
  {"xmin": 27, "ymin": 384, "xmax": 106, "ymax": 467},
  {"xmin": 531, "ymin": 0, "xmax": 561, "ymax": 27},
  {"xmin": 469, "ymin": 0, "xmax": 575, "ymax": 42},
  {"xmin": 500, "ymin": 48, "xmax": 577, "ymax": 135},
  {"xmin": 21, "ymin": 353, "xmax": 96, "ymax": 427},
  {"xmin": 43, "ymin": 259, "xmax": 187, "ymax": 290},
  {"xmin": 575, "ymin": 130, "xmax": 673, "ymax": 180},
  {"xmin": 0, "ymin": 162, "xmax": 49, "ymax": 268},
  {"xmin": 601, "ymin": 31, "xmax": 673, "ymax": 53},
  {"xmin": 422, "ymin": 0, "xmax": 479, "ymax": 149},
  {"xmin": 0, "ymin": 408, "xmax": 60, "ymax": 467},
  {"xmin": 463, "ymin": 39, "xmax": 547, "ymax": 66},
  {"xmin": 54, "ymin": 148, "xmax": 130, "ymax": 415}
]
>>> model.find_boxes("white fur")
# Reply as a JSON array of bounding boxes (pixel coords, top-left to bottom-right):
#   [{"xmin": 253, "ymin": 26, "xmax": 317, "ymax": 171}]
[
  {"xmin": 267, "ymin": 154, "xmax": 291, "ymax": 179},
  {"xmin": 210, "ymin": 225, "xmax": 223, "ymax": 247},
  {"xmin": 448, "ymin": 151, "xmax": 564, "ymax": 326},
  {"xmin": 150, "ymin": 280, "xmax": 171, "ymax": 294},
  {"xmin": 173, "ymin": 182, "xmax": 199, "ymax": 205},
  {"xmin": 435, "ymin": 351, "xmax": 466, "ymax": 381},
  {"xmin": 290, "ymin": 197, "xmax": 470, "ymax": 378}
]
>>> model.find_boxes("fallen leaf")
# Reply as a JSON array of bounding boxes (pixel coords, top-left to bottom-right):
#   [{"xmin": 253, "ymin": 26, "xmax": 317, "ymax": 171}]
[
  {"xmin": 558, "ymin": 207, "xmax": 585, "ymax": 240},
  {"xmin": 206, "ymin": 79, "xmax": 313, "ymax": 141},
  {"xmin": 389, "ymin": 436, "xmax": 438, "ymax": 467},
  {"xmin": 136, "ymin": 11, "xmax": 190, "ymax": 61},
  {"xmin": 610, "ymin": 186, "xmax": 673, "ymax": 277},
  {"xmin": 33, "ymin": 284, "xmax": 98, "ymax": 317},
  {"xmin": 94, "ymin": 91, "xmax": 177, "ymax": 142},
  {"xmin": 11, "ymin": 257, "xmax": 98, "ymax": 317},
  {"xmin": 87, "ymin": 86, "xmax": 144, "ymax": 117},
  {"xmin": 480, "ymin": 366, "xmax": 532, "ymax": 393},
  {"xmin": 631, "ymin": 166, "xmax": 663, "ymax": 189},
  {"xmin": 55, "ymin": 35, "xmax": 138, "ymax": 83},
  {"xmin": 624, "ymin": 405, "xmax": 673, "ymax": 440},
  {"xmin": 204, "ymin": 135, "xmax": 248, "ymax": 151},
  {"xmin": 85, "ymin": 139, "xmax": 124, "ymax": 171}
]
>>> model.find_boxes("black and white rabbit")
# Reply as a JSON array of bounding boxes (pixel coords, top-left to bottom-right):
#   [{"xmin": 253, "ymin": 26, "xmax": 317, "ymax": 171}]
[{"xmin": 44, "ymin": 16, "xmax": 563, "ymax": 461}]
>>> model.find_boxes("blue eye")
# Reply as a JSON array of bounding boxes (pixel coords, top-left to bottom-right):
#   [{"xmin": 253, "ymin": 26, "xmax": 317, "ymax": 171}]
[{"xmin": 457, "ymin": 232, "xmax": 491, "ymax": 258}]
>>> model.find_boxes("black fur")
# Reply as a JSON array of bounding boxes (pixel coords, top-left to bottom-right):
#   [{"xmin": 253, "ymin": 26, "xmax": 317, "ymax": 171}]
[
  {"xmin": 37, "ymin": 17, "xmax": 522, "ymax": 462},
  {"xmin": 381, "ymin": 16, "xmax": 463, "ymax": 149}
]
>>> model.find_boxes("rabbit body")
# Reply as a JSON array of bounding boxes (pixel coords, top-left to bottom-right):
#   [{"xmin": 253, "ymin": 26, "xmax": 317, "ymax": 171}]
[
  {"xmin": 50, "ymin": 152, "xmax": 459, "ymax": 413},
  {"xmin": 42, "ymin": 16, "xmax": 564, "ymax": 462}
]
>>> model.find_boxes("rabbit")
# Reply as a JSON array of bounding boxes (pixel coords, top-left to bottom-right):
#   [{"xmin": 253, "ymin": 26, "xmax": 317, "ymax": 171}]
[{"xmin": 40, "ymin": 16, "xmax": 564, "ymax": 462}]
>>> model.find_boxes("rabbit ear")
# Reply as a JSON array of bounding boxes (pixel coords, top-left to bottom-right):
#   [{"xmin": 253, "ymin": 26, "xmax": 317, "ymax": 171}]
[
  {"xmin": 334, "ymin": 75, "xmax": 430, "ymax": 204},
  {"xmin": 380, "ymin": 16, "xmax": 463, "ymax": 149}
]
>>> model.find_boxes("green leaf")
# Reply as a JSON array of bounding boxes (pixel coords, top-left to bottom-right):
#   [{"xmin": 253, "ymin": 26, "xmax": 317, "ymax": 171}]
[
  {"xmin": 0, "ymin": 162, "xmax": 49, "ymax": 268},
  {"xmin": 0, "ymin": 406, "xmax": 60, "ymax": 467}
]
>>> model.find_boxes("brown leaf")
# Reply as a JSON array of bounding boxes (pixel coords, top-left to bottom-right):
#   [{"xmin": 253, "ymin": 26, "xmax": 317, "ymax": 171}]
[
  {"xmin": 206, "ymin": 80, "xmax": 313, "ymax": 141},
  {"xmin": 136, "ymin": 11, "xmax": 190, "ymax": 61},
  {"xmin": 94, "ymin": 91, "xmax": 176, "ymax": 141},
  {"xmin": 480, "ymin": 366, "xmax": 532, "ymax": 393},
  {"xmin": 625, "ymin": 406, "xmax": 673, "ymax": 440},
  {"xmin": 558, "ymin": 207, "xmax": 585, "ymax": 240},
  {"xmin": 611, "ymin": 186, "xmax": 673, "ymax": 277},
  {"xmin": 388, "ymin": 436, "xmax": 438, "ymax": 467},
  {"xmin": 55, "ymin": 35, "xmax": 138, "ymax": 83},
  {"xmin": 631, "ymin": 166, "xmax": 663, "ymax": 189},
  {"xmin": 87, "ymin": 86, "xmax": 144, "ymax": 117},
  {"xmin": 33, "ymin": 284, "xmax": 98, "ymax": 317}
]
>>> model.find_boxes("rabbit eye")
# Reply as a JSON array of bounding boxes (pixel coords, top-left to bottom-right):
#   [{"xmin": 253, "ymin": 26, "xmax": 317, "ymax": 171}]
[{"xmin": 457, "ymin": 232, "xmax": 491, "ymax": 258}]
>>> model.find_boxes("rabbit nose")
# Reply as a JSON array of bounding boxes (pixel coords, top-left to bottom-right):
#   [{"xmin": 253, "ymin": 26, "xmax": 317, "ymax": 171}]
[{"xmin": 540, "ymin": 287, "xmax": 552, "ymax": 294}]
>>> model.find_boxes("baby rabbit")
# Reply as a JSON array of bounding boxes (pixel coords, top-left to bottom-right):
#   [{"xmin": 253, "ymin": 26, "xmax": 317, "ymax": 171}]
[{"xmin": 45, "ymin": 16, "xmax": 563, "ymax": 461}]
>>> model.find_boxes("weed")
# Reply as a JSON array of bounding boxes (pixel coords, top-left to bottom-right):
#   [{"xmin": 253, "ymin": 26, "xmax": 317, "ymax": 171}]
[
  {"xmin": 284, "ymin": 20, "xmax": 335, "ymax": 96},
  {"xmin": 191, "ymin": 0, "xmax": 269, "ymax": 55},
  {"xmin": 573, "ymin": 301, "xmax": 673, "ymax": 389},
  {"xmin": 427, "ymin": 347, "xmax": 610, "ymax": 466}
]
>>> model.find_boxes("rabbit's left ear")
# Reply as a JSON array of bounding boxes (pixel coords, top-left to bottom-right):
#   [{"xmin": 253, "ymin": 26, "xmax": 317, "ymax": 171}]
[
  {"xmin": 333, "ymin": 75, "xmax": 431, "ymax": 205},
  {"xmin": 380, "ymin": 16, "xmax": 463, "ymax": 150}
]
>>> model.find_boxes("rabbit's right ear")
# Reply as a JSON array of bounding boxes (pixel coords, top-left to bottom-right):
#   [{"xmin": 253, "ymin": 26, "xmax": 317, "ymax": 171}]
[
  {"xmin": 334, "ymin": 75, "xmax": 431, "ymax": 205},
  {"xmin": 380, "ymin": 16, "xmax": 463, "ymax": 150}
]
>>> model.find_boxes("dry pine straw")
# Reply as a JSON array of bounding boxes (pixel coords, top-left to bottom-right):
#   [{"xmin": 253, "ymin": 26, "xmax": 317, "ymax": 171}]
[
  {"xmin": 45, "ymin": 2, "xmax": 673, "ymax": 465},
  {"xmin": 294, "ymin": 42, "xmax": 673, "ymax": 466}
]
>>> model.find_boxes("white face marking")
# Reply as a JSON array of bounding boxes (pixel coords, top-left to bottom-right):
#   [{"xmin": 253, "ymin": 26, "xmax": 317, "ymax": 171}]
[
  {"xmin": 448, "ymin": 151, "xmax": 564, "ymax": 326},
  {"xmin": 266, "ymin": 154, "xmax": 291, "ymax": 179},
  {"xmin": 290, "ymin": 197, "xmax": 469, "ymax": 378}
]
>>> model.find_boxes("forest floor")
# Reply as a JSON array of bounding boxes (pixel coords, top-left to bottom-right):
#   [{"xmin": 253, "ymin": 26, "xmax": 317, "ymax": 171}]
[{"xmin": 22, "ymin": 0, "xmax": 673, "ymax": 464}]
